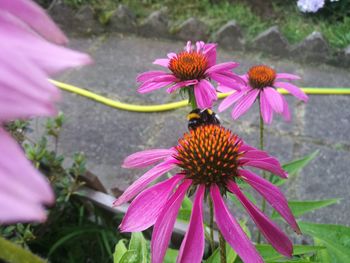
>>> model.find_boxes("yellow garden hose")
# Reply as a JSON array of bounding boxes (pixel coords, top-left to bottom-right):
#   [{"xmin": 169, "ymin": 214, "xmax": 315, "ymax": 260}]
[{"xmin": 49, "ymin": 79, "xmax": 350, "ymax": 113}]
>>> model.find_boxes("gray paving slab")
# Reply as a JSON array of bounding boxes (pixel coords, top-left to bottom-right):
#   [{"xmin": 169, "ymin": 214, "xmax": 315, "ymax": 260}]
[{"xmin": 51, "ymin": 33, "xmax": 350, "ymax": 225}]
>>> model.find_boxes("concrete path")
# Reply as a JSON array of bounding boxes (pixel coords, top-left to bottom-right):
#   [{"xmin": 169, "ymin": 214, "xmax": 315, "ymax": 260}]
[{"xmin": 53, "ymin": 33, "xmax": 350, "ymax": 226}]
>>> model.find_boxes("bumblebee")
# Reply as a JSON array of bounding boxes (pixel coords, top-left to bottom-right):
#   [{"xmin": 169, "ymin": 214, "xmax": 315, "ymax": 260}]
[{"xmin": 187, "ymin": 108, "xmax": 220, "ymax": 130}]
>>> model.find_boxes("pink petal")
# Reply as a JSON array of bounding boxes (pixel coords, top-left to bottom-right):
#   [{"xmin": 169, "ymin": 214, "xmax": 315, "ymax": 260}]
[
  {"xmin": 202, "ymin": 43, "xmax": 217, "ymax": 67},
  {"xmin": 276, "ymin": 73, "xmax": 301, "ymax": 80},
  {"xmin": 153, "ymin": 58, "xmax": 170, "ymax": 67},
  {"xmin": 167, "ymin": 80, "xmax": 198, "ymax": 93},
  {"xmin": 209, "ymin": 72, "xmax": 244, "ymax": 87},
  {"xmin": 241, "ymin": 149, "xmax": 270, "ymax": 160},
  {"xmin": 0, "ymin": 129, "xmax": 53, "ymax": 223},
  {"xmin": 263, "ymin": 87, "xmax": 284, "ymax": 113},
  {"xmin": 242, "ymin": 157, "xmax": 288, "ymax": 178},
  {"xmin": 0, "ymin": 0, "xmax": 68, "ymax": 44},
  {"xmin": 228, "ymin": 181, "xmax": 293, "ymax": 257},
  {"xmin": 137, "ymin": 71, "xmax": 167, "ymax": 83},
  {"xmin": 218, "ymin": 90, "xmax": 244, "ymax": 112},
  {"xmin": 217, "ymin": 85, "xmax": 234, "ymax": 93},
  {"xmin": 186, "ymin": 41, "xmax": 192, "ymax": 52},
  {"xmin": 239, "ymin": 170, "xmax": 301, "ymax": 234},
  {"xmin": 151, "ymin": 180, "xmax": 192, "ymax": 263},
  {"xmin": 113, "ymin": 159, "xmax": 177, "ymax": 206},
  {"xmin": 177, "ymin": 185, "xmax": 205, "ymax": 263},
  {"xmin": 210, "ymin": 184, "xmax": 264, "ymax": 263},
  {"xmin": 120, "ymin": 174, "xmax": 184, "ymax": 232},
  {"xmin": 194, "ymin": 79, "xmax": 217, "ymax": 109},
  {"xmin": 167, "ymin": 52, "xmax": 177, "ymax": 59},
  {"xmin": 231, "ymin": 89, "xmax": 259, "ymax": 120},
  {"xmin": 138, "ymin": 81, "xmax": 173, "ymax": 93},
  {"xmin": 281, "ymin": 95, "xmax": 291, "ymax": 122},
  {"xmin": 274, "ymin": 82, "xmax": 308, "ymax": 102},
  {"xmin": 205, "ymin": 62, "xmax": 239, "ymax": 75},
  {"xmin": 122, "ymin": 148, "xmax": 175, "ymax": 168},
  {"xmin": 260, "ymin": 89, "xmax": 273, "ymax": 124},
  {"xmin": 196, "ymin": 41, "xmax": 205, "ymax": 52}
]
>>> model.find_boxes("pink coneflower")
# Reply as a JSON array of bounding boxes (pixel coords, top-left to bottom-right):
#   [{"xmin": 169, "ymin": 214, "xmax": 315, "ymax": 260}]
[
  {"xmin": 0, "ymin": 0, "xmax": 91, "ymax": 223},
  {"xmin": 114, "ymin": 125, "xmax": 300, "ymax": 263},
  {"xmin": 218, "ymin": 65, "xmax": 309, "ymax": 124},
  {"xmin": 137, "ymin": 41, "xmax": 244, "ymax": 109}
]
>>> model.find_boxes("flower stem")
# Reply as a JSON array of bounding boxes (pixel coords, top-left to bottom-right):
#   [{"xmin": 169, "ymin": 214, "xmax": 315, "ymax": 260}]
[
  {"xmin": 208, "ymin": 196, "xmax": 215, "ymax": 253},
  {"xmin": 219, "ymin": 231, "xmax": 227, "ymax": 263},
  {"xmin": 188, "ymin": 86, "xmax": 197, "ymax": 109}
]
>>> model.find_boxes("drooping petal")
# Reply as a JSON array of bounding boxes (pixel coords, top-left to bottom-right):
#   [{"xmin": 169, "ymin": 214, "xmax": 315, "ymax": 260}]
[
  {"xmin": 274, "ymin": 82, "xmax": 308, "ymax": 102},
  {"xmin": 210, "ymin": 184, "xmax": 264, "ymax": 263},
  {"xmin": 263, "ymin": 87, "xmax": 284, "ymax": 113},
  {"xmin": 167, "ymin": 80, "xmax": 198, "ymax": 93},
  {"xmin": 153, "ymin": 58, "xmax": 170, "ymax": 67},
  {"xmin": 218, "ymin": 90, "xmax": 244, "ymax": 112},
  {"xmin": 209, "ymin": 72, "xmax": 242, "ymax": 87},
  {"xmin": 228, "ymin": 181, "xmax": 293, "ymax": 257},
  {"xmin": 231, "ymin": 89, "xmax": 259, "ymax": 120},
  {"xmin": 281, "ymin": 95, "xmax": 291, "ymax": 122},
  {"xmin": 120, "ymin": 174, "xmax": 184, "ymax": 232},
  {"xmin": 151, "ymin": 180, "xmax": 192, "ymax": 263},
  {"xmin": 241, "ymin": 149, "xmax": 270, "ymax": 160},
  {"xmin": 177, "ymin": 185, "xmax": 205, "ymax": 263},
  {"xmin": 0, "ymin": 128, "xmax": 53, "ymax": 223},
  {"xmin": 239, "ymin": 170, "xmax": 301, "ymax": 234},
  {"xmin": 186, "ymin": 41, "xmax": 192, "ymax": 52},
  {"xmin": 167, "ymin": 52, "xmax": 177, "ymax": 59},
  {"xmin": 205, "ymin": 62, "xmax": 239, "ymax": 75},
  {"xmin": 122, "ymin": 148, "xmax": 175, "ymax": 168},
  {"xmin": 145, "ymin": 74, "xmax": 177, "ymax": 83},
  {"xmin": 113, "ymin": 159, "xmax": 177, "ymax": 206},
  {"xmin": 202, "ymin": 43, "xmax": 217, "ymax": 67},
  {"xmin": 0, "ymin": 0, "xmax": 68, "ymax": 44},
  {"xmin": 242, "ymin": 157, "xmax": 288, "ymax": 178},
  {"xmin": 260, "ymin": 89, "xmax": 273, "ymax": 124},
  {"xmin": 137, "ymin": 71, "xmax": 167, "ymax": 83},
  {"xmin": 276, "ymin": 73, "xmax": 301, "ymax": 80},
  {"xmin": 194, "ymin": 79, "xmax": 217, "ymax": 109}
]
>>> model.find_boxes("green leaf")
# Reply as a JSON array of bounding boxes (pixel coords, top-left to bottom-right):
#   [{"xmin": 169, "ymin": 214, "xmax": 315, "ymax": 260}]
[
  {"xmin": 256, "ymin": 244, "xmax": 324, "ymax": 261},
  {"xmin": 0, "ymin": 236, "xmax": 46, "ymax": 263},
  {"xmin": 119, "ymin": 250, "xmax": 139, "ymax": 263},
  {"xmin": 181, "ymin": 195, "xmax": 193, "ymax": 210},
  {"xmin": 272, "ymin": 150, "xmax": 319, "ymax": 185},
  {"xmin": 164, "ymin": 248, "xmax": 178, "ymax": 263},
  {"xmin": 271, "ymin": 199, "xmax": 341, "ymax": 219},
  {"xmin": 299, "ymin": 221, "xmax": 350, "ymax": 263},
  {"xmin": 314, "ymin": 237, "xmax": 331, "ymax": 263},
  {"xmin": 177, "ymin": 208, "xmax": 192, "ymax": 222},
  {"xmin": 205, "ymin": 243, "xmax": 237, "ymax": 263},
  {"xmin": 113, "ymin": 239, "xmax": 128, "ymax": 263},
  {"xmin": 129, "ymin": 232, "xmax": 147, "ymax": 263}
]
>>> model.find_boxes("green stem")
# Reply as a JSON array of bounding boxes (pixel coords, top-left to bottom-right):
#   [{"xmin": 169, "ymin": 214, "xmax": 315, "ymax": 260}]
[
  {"xmin": 0, "ymin": 236, "xmax": 46, "ymax": 263},
  {"xmin": 208, "ymin": 196, "xmax": 215, "ymax": 253},
  {"xmin": 188, "ymin": 86, "xmax": 197, "ymax": 110},
  {"xmin": 219, "ymin": 231, "xmax": 227, "ymax": 263}
]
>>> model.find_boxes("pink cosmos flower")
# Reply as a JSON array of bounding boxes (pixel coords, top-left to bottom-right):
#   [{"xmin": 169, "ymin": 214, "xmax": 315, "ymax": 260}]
[
  {"xmin": 218, "ymin": 65, "xmax": 309, "ymax": 124},
  {"xmin": 137, "ymin": 41, "xmax": 244, "ymax": 109},
  {"xmin": 0, "ymin": 0, "xmax": 91, "ymax": 223},
  {"xmin": 114, "ymin": 124, "xmax": 300, "ymax": 263}
]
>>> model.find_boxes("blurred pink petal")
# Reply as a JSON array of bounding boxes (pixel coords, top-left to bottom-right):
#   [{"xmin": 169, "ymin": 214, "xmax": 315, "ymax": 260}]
[
  {"xmin": 211, "ymin": 184, "xmax": 264, "ymax": 263},
  {"xmin": 0, "ymin": 0, "xmax": 67, "ymax": 44},
  {"xmin": 177, "ymin": 185, "xmax": 205, "ymax": 263},
  {"xmin": 263, "ymin": 87, "xmax": 284, "ymax": 113},
  {"xmin": 151, "ymin": 180, "xmax": 192, "ymax": 263},
  {"xmin": 281, "ymin": 95, "xmax": 291, "ymax": 122},
  {"xmin": 194, "ymin": 79, "xmax": 217, "ymax": 108},
  {"xmin": 0, "ymin": 129, "xmax": 53, "ymax": 223},
  {"xmin": 218, "ymin": 90, "xmax": 244, "ymax": 112},
  {"xmin": 231, "ymin": 89, "xmax": 259, "ymax": 120},
  {"xmin": 228, "ymin": 181, "xmax": 293, "ymax": 257},
  {"xmin": 241, "ymin": 157, "xmax": 288, "ymax": 178},
  {"xmin": 120, "ymin": 174, "xmax": 184, "ymax": 232},
  {"xmin": 260, "ymin": 89, "xmax": 273, "ymax": 124},
  {"xmin": 275, "ymin": 82, "xmax": 309, "ymax": 102},
  {"xmin": 276, "ymin": 73, "xmax": 301, "ymax": 80},
  {"xmin": 137, "ymin": 71, "xmax": 167, "ymax": 82}
]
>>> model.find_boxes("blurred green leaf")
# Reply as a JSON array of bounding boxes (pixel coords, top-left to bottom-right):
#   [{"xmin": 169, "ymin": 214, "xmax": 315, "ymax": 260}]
[
  {"xmin": 299, "ymin": 222, "xmax": 350, "ymax": 263},
  {"xmin": 113, "ymin": 239, "xmax": 128, "ymax": 263},
  {"xmin": 164, "ymin": 248, "xmax": 178, "ymax": 263},
  {"xmin": 129, "ymin": 232, "xmax": 147, "ymax": 263},
  {"xmin": 272, "ymin": 150, "xmax": 319, "ymax": 185},
  {"xmin": 119, "ymin": 250, "xmax": 138, "ymax": 263},
  {"xmin": 205, "ymin": 242, "xmax": 237, "ymax": 263},
  {"xmin": 256, "ymin": 244, "xmax": 324, "ymax": 261},
  {"xmin": 272, "ymin": 199, "xmax": 341, "ymax": 219}
]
